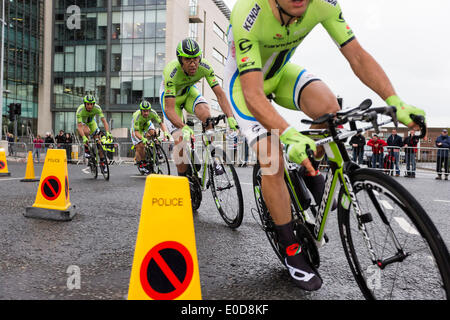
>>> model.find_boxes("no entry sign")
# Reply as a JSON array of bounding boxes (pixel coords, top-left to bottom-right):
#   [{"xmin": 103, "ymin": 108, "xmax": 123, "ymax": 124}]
[
  {"xmin": 41, "ymin": 176, "xmax": 61, "ymax": 201},
  {"xmin": 0, "ymin": 160, "xmax": 5, "ymax": 170},
  {"xmin": 139, "ymin": 241, "xmax": 194, "ymax": 300}
]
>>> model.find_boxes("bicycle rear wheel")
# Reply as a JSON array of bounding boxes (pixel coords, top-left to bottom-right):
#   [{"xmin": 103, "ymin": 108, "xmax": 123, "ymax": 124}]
[
  {"xmin": 154, "ymin": 144, "xmax": 170, "ymax": 175},
  {"xmin": 337, "ymin": 168, "xmax": 450, "ymax": 300},
  {"xmin": 209, "ymin": 147, "xmax": 244, "ymax": 229},
  {"xmin": 88, "ymin": 146, "xmax": 98, "ymax": 179}
]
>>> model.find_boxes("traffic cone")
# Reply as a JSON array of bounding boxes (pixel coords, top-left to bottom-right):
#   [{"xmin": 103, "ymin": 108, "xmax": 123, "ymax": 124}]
[
  {"xmin": 25, "ymin": 149, "xmax": 75, "ymax": 221},
  {"xmin": 0, "ymin": 149, "xmax": 11, "ymax": 177},
  {"xmin": 21, "ymin": 151, "xmax": 39, "ymax": 182}
]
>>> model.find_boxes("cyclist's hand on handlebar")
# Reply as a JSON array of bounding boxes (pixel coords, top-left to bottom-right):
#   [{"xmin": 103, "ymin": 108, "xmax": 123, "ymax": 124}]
[
  {"xmin": 280, "ymin": 127, "xmax": 317, "ymax": 175},
  {"xmin": 164, "ymin": 131, "xmax": 172, "ymax": 141},
  {"xmin": 227, "ymin": 117, "xmax": 238, "ymax": 131},
  {"xmin": 386, "ymin": 95, "xmax": 426, "ymax": 129},
  {"xmin": 82, "ymin": 136, "xmax": 89, "ymax": 145},
  {"xmin": 182, "ymin": 125, "xmax": 194, "ymax": 141},
  {"xmin": 141, "ymin": 137, "xmax": 148, "ymax": 145}
]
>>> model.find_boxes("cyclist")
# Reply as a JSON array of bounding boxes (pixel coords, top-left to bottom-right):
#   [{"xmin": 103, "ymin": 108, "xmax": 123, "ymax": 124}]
[
  {"xmin": 225, "ymin": 0, "xmax": 426, "ymax": 291},
  {"xmin": 131, "ymin": 100, "xmax": 171, "ymax": 175},
  {"xmin": 160, "ymin": 38, "xmax": 238, "ymax": 177},
  {"xmin": 76, "ymin": 94, "xmax": 112, "ymax": 171}
]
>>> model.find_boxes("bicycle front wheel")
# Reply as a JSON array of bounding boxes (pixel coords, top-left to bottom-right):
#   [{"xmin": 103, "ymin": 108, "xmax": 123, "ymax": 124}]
[
  {"xmin": 337, "ymin": 168, "xmax": 450, "ymax": 300},
  {"xmin": 154, "ymin": 144, "xmax": 170, "ymax": 175},
  {"xmin": 209, "ymin": 147, "xmax": 244, "ymax": 229}
]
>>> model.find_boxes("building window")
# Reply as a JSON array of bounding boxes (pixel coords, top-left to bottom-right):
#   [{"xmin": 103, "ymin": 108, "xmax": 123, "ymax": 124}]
[
  {"xmin": 213, "ymin": 23, "xmax": 226, "ymax": 42},
  {"xmin": 212, "ymin": 48, "xmax": 225, "ymax": 65}
]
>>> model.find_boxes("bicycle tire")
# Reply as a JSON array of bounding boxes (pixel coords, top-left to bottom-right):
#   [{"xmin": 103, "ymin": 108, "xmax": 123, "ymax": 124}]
[
  {"xmin": 337, "ymin": 168, "xmax": 450, "ymax": 300},
  {"xmin": 154, "ymin": 144, "xmax": 170, "ymax": 175},
  {"xmin": 188, "ymin": 171, "xmax": 202, "ymax": 212},
  {"xmin": 209, "ymin": 147, "xmax": 244, "ymax": 229},
  {"xmin": 100, "ymin": 157, "xmax": 110, "ymax": 181},
  {"xmin": 252, "ymin": 162, "xmax": 285, "ymax": 264},
  {"xmin": 88, "ymin": 145, "xmax": 98, "ymax": 179}
]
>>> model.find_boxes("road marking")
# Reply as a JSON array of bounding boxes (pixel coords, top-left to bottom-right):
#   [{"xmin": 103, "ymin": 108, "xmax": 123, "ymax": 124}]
[
  {"xmin": 394, "ymin": 217, "xmax": 420, "ymax": 235},
  {"xmin": 434, "ymin": 199, "xmax": 450, "ymax": 203},
  {"xmin": 0, "ymin": 177, "xmax": 40, "ymax": 181}
]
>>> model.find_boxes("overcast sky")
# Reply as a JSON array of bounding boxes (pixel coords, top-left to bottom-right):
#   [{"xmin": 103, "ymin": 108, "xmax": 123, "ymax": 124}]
[{"xmin": 222, "ymin": 0, "xmax": 450, "ymax": 129}]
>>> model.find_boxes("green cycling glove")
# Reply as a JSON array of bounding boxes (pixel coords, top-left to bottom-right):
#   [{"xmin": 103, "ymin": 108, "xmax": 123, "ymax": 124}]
[
  {"xmin": 141, "ymin": 137, "xmax": 148, "ymax": 145},
  {"xmin": 280, "ymin": 127, "xmax": 317, "ymax": 164},
  {"xmin": 82, "ymin": 136, "xmax": 89, "ymax": 144},
  {"xmin": 385, "ymin": 95, "xmax": 426, "ymax": 127},
  {"xmin": 182, "ymin": 125, "xmax": 194, "ymax": 141},
  {"xmin": 227, "ymin": 117, "xmax": 238, "ymax": 130}
]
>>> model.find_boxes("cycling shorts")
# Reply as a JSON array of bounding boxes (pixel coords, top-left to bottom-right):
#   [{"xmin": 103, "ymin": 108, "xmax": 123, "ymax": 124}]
[
  {"xmin": 159, "ymin": 80, "xmax": 207, "ymax": 134},
  {"xmin": 224, "ymin": 61, "xmax": 320, "ymax": 146}
]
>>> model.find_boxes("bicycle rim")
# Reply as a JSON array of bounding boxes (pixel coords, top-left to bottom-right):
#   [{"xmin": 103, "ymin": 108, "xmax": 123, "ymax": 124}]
[
  {"xmin": 210, "ymin": 161, "xmax": 244, "ymax": 228},
  {"xmin": 188, "ymin": 173, "xmax": 202, "ymax": 212},
  {"xmin": 90, "ymin": 160, "xmax": 98, "ymax": 179},
  {"xmin": 155, "ymin": 145, "xmax": 170, "ymax": 175},
  {"xmin": 338, "ymin": 168, "xmax": 450, "ymax": 300}
]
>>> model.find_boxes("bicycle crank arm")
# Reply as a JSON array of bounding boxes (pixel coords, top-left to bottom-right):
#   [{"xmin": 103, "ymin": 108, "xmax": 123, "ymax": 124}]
[{"xmin": 216, "ymin": 184, "xmax": 233, "ymax": 191}]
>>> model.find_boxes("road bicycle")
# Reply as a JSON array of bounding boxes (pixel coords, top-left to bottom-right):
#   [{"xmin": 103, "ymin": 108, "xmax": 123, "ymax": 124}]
[
  {"xmin": 184, "ymin": 115, "xmax": 244, "ymax": 229},
  {"xmin": 85, "ymin": 133, "xmax": 110, "ymax": 181},
  {"xmin": 252, "ymin": 99, "xmax": 450, "ymax": 299},
  {"xmin": 136, "ymin": 130, "xmax": 170, "ymax": 176}
]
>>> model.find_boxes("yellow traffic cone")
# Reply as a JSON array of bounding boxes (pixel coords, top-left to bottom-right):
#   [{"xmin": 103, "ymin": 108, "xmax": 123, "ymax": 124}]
[
  {"xmin": 21, "ymin": 151, "xmax": 40, "ymax": 182},
  {"xmin": 25, "ymin": 149, "xmax": 75, "ymax": 221},
  {"xmin": 0, "ymin": 148, "xmax": 11, "ymax": 177}
]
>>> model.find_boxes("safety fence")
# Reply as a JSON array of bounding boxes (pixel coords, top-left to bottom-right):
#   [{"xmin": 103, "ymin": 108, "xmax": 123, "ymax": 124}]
[{"xmin": 5, "ymin": 141, "xmax": 449, "ymax": 176}]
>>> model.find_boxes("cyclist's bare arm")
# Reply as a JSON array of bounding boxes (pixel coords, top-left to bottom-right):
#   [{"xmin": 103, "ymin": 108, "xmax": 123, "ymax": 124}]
[
  {"xmin": 212, "ymin": 85, "xmax": 234, "ymax": 118},
  {"xmin": 340, "ymin": 40, "xmax": 396, "ymax": 107},
  {"xmin": 100, "ymin": 117, "xmax": 110, "ymax": 133},
  {"xmin": 240, "ymin": 71, "xmax": 315, "ymax": 174},
  {"xmin": 164, "ymin": 96, "xmax": 185, "ymax": 129}
]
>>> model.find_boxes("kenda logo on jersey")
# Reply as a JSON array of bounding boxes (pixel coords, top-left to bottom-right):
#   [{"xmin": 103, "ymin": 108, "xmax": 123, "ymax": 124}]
[{"xmin": 243, "ymin": 3, "xmax": 261, "ymax": 32}]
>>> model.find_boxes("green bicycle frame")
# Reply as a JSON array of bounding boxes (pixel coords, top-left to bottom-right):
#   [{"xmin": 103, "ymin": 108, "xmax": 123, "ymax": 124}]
[{"xmin": 287, "ymin": 131, "xmax": 358, "ymax": 243}]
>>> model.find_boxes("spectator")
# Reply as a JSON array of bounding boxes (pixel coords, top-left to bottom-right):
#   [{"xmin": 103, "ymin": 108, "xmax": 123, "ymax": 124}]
[
  {"xmin": 55, "ymin": 130, "xmax": 65, "ymax": 148},
  {"xmin": 44, "ymin": 132, "xmax": 54, "ymax": 152},
  {"xmin": 435, "ymin": 129, "xmax": 450, "ymax": 180},
  {"xmin": 386, "ymin": 129, "xmax": 403, "ymax": 176},
  {"xmin": 65, "ymin": 133, "xmax": 73, "ymax": 164},
  {"xmin": 7, "ymin": 133, "xmax": 14, "ymax": 156},
  {"xmin": 33, "ymin": 134, "xmax": 44, "ymax": 163},
  {"xmin": 367, "ymin": 134, "xmax": 387, "ymax": 169},
  {"xmin": 403, "ymin": 129, "xmax": 419, "ymax": 178},
  {"xmin": 349, "ymin": 133, "xmax": 366, "ymax": 165}
]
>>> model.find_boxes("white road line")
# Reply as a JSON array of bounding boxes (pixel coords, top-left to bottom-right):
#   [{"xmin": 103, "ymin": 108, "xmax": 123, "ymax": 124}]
[
  {"xmin": 0, "ymin": 177, "xmax": 40, "ymax": 181},
  {"xmin": 434, "ymin": 200, "xmax": 450, "ymax": 203},
  {"xmin": 394, "ymin": 217, "xmax": 420, "ymax": 235}
]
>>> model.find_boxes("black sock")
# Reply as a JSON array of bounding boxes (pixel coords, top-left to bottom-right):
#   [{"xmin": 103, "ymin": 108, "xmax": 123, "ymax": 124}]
[{"xmin": 274, "ymin": 220, "xmax": 297, "ymax": 249}]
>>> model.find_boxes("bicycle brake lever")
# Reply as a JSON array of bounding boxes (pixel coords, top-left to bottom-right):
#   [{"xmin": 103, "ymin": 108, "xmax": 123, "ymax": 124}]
[
  {"xmin": 410, "ymin": 114, "xmax": 427, "ymax": 139},
  {"xmin": 387, "ymin": 106, "xmax": 398, "ymax": 129}
]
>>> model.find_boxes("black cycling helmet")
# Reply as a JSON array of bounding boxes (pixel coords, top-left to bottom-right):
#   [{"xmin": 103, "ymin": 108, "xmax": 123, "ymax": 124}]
[{"xmin": 176, "ymin": 38, "xmax": 202, "ymax": 64}]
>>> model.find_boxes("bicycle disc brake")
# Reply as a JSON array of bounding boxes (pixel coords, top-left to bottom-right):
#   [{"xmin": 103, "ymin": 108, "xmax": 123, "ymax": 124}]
[{"xmin": 294, "ymin": 222, "xmax": 320, "ymax": 268}]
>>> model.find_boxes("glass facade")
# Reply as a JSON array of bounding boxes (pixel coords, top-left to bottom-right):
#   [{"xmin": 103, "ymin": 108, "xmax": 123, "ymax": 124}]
[
  {"xmin": 53, "ymin": 0, "xmax": 166, "ymax": 133},
  {"xmin": 1, "ymin": 0, "xmax": 43, "ymax": 136}
]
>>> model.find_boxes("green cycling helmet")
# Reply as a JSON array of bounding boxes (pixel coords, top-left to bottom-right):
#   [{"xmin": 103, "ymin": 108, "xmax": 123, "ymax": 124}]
[
  {"xmin": 140, "ymin": 100, "xmax": 152, "ymax": 111},
  {"xmin": 176, "ymin": 38, "xmax": 202, "ymax": 64},
  {"xmin": 84, "ymin": 94, "xmax": 96, "ymax": 104}
]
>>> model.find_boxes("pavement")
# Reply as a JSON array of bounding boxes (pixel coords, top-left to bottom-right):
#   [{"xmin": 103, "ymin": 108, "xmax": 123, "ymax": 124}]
[{"xmin": 0, "ymin": 161, "xmax": 449, "ymax": 300}]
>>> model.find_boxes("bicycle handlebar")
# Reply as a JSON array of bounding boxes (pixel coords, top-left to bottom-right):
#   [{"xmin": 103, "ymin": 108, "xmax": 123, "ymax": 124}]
[{"xmin": 300, "ymin": 99, "xmax": 426, "ymax": 139}]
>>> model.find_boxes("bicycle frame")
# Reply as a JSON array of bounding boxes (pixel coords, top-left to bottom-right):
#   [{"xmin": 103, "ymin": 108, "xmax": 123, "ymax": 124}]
[{"xmin": 190, "ymin": 132, "xmax": 214, "ymax": 191}]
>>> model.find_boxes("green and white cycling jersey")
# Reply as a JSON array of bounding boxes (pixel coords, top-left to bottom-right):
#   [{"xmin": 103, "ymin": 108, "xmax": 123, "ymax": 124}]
[
  {"xmin": 76, "ymin": 103, "xmax": 105, "ymax": 133},
  {"xmin": 224, "ymin": 0, "xmax": 355, "ymax": 145},
  {"xmin": 130, "ymin": 109, "xmax": 162, "ymax": 145},
  {"xmin": 160, "ymin": 58, "xmax": 219, "ymax": 133}
]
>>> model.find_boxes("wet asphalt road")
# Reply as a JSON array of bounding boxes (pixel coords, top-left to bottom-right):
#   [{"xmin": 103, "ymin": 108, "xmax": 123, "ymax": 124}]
[{"xmin": 0, "ymin": 161, "xmax": 449, "ymax": 300}]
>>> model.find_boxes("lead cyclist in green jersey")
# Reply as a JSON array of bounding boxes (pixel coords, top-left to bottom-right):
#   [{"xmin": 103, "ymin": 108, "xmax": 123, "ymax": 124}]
[
  {"xmin": 131, "ymin": 100, "xmax": 171, "ymax": 175},
  {"xmin": 76, "ymin": 94, "xmax": 112, "ymax": 162},
  {"xmin": 161, "ymin": 38, "xmax": 238, "ymax": 178},
  {"xmin": 225, "ymin": 0, "xmax": 426, "ymax": 291}
]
